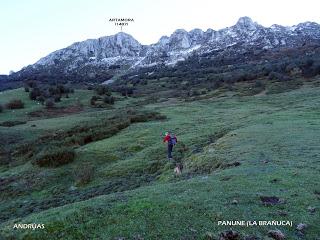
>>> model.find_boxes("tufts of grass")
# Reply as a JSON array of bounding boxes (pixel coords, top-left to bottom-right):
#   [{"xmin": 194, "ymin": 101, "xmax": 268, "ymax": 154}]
[
  {"xmin": 73, "ymin": 163, "xmax": 95, "ymax": 186},
  {"xmin": 32, "ymin": 146, "xmax": 75, "ymax": 167}
]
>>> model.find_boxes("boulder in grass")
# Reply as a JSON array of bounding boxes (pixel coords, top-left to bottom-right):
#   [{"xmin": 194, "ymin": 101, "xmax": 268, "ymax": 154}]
[
  {"xmin": 296, "ymin": 223, "xmax": 307, "ymax": 233},
  {"xmin": 219, "ymin": 230, "xmax": 240, "ymax": 240},
  {"xmin": 267, "ymin": 229, "xmax": 285, "ymax": 240},
  {"xmin": 260, "ymin": 196, "xmax": 282, "ymax": 206}
]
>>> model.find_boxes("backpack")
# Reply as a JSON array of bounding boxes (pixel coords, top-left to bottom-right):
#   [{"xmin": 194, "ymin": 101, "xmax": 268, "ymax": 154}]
[{"xmin": 169, "ymin": 135, "xmax": 177, "ymax": 145}]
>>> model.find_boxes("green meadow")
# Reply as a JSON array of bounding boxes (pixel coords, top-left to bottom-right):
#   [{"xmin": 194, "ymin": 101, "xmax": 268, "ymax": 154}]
[{"xmin": 0, "ymin": 82, "xmax": 319, "ymax": 239}]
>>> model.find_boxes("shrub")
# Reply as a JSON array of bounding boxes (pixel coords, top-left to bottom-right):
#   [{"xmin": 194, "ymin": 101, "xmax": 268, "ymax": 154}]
[
  {"xmin": 26, "ymin": 81, "xmax": 37, "ymax": 88},
  {"xmin": 36, "ymin": 95, "xmax": 45, "ymax": 104},
  {"xmin": 103, "ymin": 96, "xmax": 115, "ymax": 104},
  {"xmin": 120, "ymin": 87, "xmax": 134, "ymax": 96},
  {"xmin": 5, "ymin": 99, "xmax": 24, "ymax": 109},
  {"xmin": 90, "ymin": 96, "xmax": 99, "ymax": 106},
  {"xmin": 95, "ymin": 85, "xmax": 111, "ymax": 95},
  {"xmin": 191, "ymin": 89, "xmax": 200, "ymax": 96},
  {"xmin": 268, "ymin": 72, "xmax": 291, "ymax": 81},
  {"xmin": 0, "ymin": 120, "xmax": 27, "ymax": 127},
  {"xmin": 54, "ymin": 95, "xmax": 61, "ymax": 102},
  {"xmin": 0, "ymin": 104, "xmax": 3, "ymax": 113},
  {"xmin": 73, "ymin": 164, "xmax": 95, "ymax": 186},
  {"xmin": 29, "ymin": 88, "xmax": 41, "ymax": 100},
  {"xmin": 45, "ymin": 98, "xmax": 55, "ymax": 108},
  {"xmin": 33, "ymin": 146, "xmax": 75, "ymax": 167}
]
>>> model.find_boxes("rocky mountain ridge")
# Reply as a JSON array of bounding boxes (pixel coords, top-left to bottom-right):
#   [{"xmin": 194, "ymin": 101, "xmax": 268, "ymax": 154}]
[{"xmin": 12, "ymin": 17, "xmax": 320, "ymax": 82}]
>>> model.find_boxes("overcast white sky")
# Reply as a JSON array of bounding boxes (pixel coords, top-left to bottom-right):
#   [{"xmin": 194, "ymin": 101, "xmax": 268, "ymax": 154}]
[{"xmin": 1, "ymin": 0, "xmax": 319, "ymax": 74}]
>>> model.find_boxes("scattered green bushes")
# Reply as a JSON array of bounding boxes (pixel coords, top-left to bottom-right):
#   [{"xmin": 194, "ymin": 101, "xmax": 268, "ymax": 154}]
[
  {"xmin": 90, "ymin": 85, "xmax": 115, "ymax": 106},
  {"xmin": 26, "ymin": 82, "xmax": 74, "ymax": 104}
]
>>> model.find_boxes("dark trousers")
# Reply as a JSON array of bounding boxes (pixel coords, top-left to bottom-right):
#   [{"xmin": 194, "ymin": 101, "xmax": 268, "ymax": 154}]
[{"xmin": 167, "ymin": 144, "xmax": 173, "ymax": 159}]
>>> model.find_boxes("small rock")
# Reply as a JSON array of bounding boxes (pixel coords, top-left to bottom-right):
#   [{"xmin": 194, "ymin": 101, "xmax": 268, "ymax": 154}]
[
  {"xmin": 231, "ymin": 199, "xmax": 238, "ymax": 205},
  {"xmin": 296, "ymin": 223, "xmax": 307, "ymax": 233},
  {"xmin": 190, "ymin": 227, "xmax": 197, "ymax": 233},
  {"xmin": 267, "ymin": 229, "xmax": 285, "ymax": 240},
  {"xmin": 307, "ymin": 206, "xmax": 316, "ymax": 213},
  {"xmin": 69, "ymin": 185, "xmax": 77, "ymax": 191},
  {"xmin": 260, "ymin": 196, "xmax": 282, "ymax": 205},
  {"xmin": 219, "ymin": 230, "xmax": 240, "ymax": 240}
]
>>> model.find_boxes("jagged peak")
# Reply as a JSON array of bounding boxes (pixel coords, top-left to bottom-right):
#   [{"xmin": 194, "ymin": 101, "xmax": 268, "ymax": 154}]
[
  {"xmin": 295, "ymin": 21, "xmax": 320, "ymax": 28},
  {"xmin": 113, "ymin": 31, "xmax": 135, "ymax": 38},
  {"xmin": 189, "ymin": 28, "xmax": 204, "ymax": 36},
  {"xmin": 172, "ymin": 29, "xmax": 188, "ymax": 35},
  {"xmin": 190, "ymin": 28, "xmax": 203, "ymax": 33},
  {"xmin": 234, "ymin": 16, "xmax": 259, "ymax": 31},
  {"xmin": 236, "ymin": 16, "xmax": 254, "ymax": 25}
]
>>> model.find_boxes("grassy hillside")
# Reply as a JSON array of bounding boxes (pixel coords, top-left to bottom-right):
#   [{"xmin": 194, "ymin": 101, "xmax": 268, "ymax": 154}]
[{"xmin": 0, "ymin": 81, "xmax": 319, "ymax": 239}]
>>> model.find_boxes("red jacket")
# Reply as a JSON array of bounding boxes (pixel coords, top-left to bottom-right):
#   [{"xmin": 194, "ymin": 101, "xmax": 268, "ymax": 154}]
[{"xmin": 163, "ymin": 135, "xmax": 177, "ymax": 143}]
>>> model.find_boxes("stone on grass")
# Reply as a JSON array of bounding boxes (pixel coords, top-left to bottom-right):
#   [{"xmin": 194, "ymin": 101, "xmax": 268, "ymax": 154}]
[
  {"xmin": 267, "ymin": 229, "xmax": 285, "ymax": 240},
  {"xmin": 219, "ymin": 230, "xmax": 240, "ymax": 240},
  {"xmin": 296, "ymin": 223, "xmax": 307, "ymax": 233}
]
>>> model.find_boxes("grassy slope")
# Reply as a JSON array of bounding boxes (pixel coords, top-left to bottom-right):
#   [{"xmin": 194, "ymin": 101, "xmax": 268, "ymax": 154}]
[{"xmin": 0, "ymin": 85, "xmax": 320, "ymax": 239}]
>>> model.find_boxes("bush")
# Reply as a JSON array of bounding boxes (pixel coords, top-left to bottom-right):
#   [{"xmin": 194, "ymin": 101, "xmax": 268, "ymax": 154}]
[
  {"xmin": 103, "ymin": 96, "xmax": 115, "ymax": 104},
  {"xmin": 36, "ymin": 95, "xmax": 45, "ymax": 104},
  {"xmin": 90, "ymin": 96, "xmax": 99, "ymax": 106},
  {"xmin": 268, "ymin": 72, "xmax": 291, "ymax": 81},
  {"xmin": 29, "ymin": 88, "xmax": 41, "ymax": 100},
  {"xmin": 0, "ymin": 104, "xmax": 3, "ymax": 113},
  {"xmin": 54, "ymin": 95, "xmax": 61, "ymax": 102},
  {"xmin": 95, "ymin": 85, "xmax": 111, "ymax": 95},
  {"xmin": 33, "ymin": 147, "xmax": 75, "ymax": 167},
  {"xmin": 5, "ymin": 99, "xmax": 24, "ymax": 109},
  {"xmin": 0, "ymin": 120, "xmax": 27, "ymax": 127},
  {"xmin": 26, "ymin": 81, "xmax": 37, "ymax": 88},
  {"xmin": 119, "ymin": 87, "xmax": 134, "ymax": 96},
  {"xmin": 45, "ymin": 99, "xmax": 55, "ymax": 108},
  {"xmin": 73, "ymin": 164, "xmax": 95, "ymax": 186}
]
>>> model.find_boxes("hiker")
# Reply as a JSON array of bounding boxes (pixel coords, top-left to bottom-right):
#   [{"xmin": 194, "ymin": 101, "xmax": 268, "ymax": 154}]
[{"xmin": 163, "ymin": 132, "xmax": 177, "ymax": 160}]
